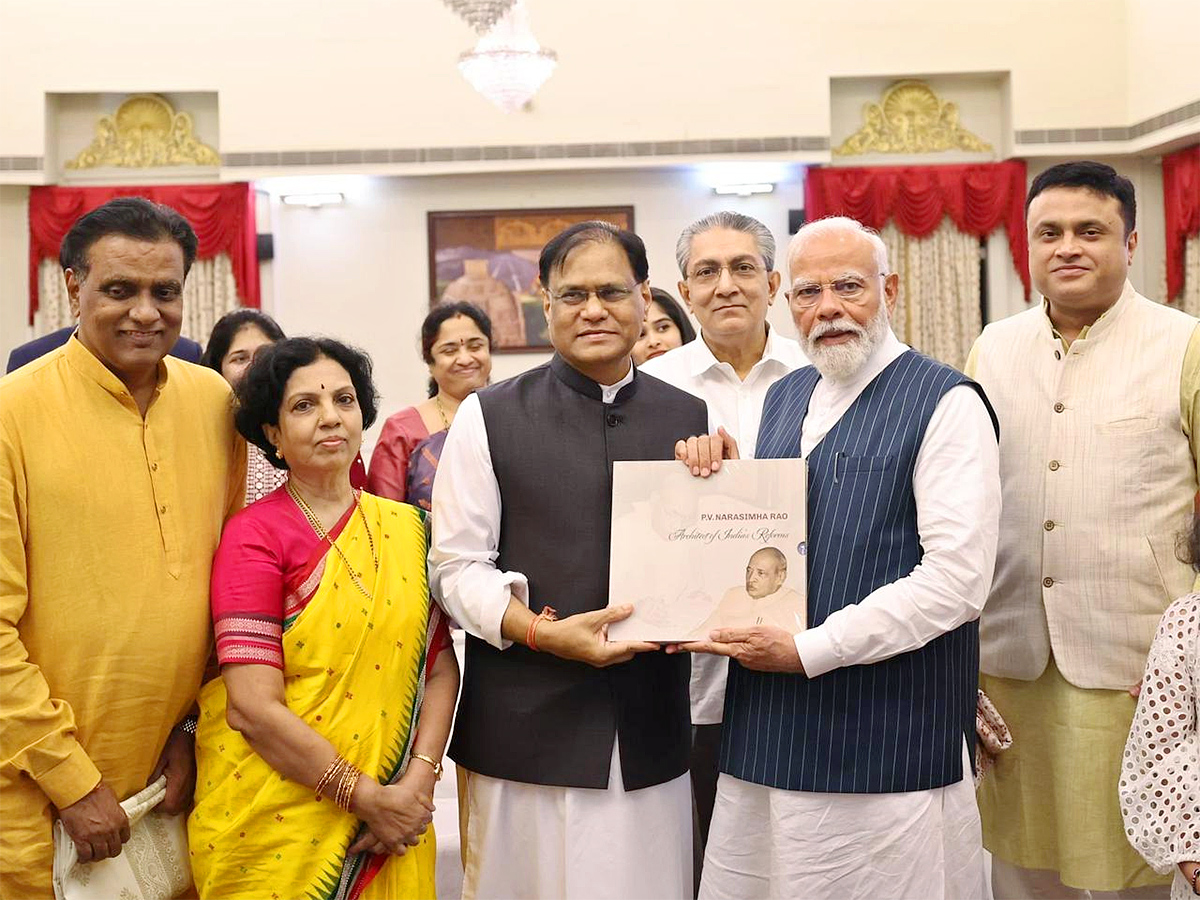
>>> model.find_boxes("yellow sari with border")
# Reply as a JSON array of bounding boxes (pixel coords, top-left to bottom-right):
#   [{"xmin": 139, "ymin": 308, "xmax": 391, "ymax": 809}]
[{"xmin": 189, "ymin": 493, "xmax": 437, "ymax": 900}]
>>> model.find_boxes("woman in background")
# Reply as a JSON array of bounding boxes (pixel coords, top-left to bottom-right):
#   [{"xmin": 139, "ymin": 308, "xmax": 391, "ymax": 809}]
[
  {"xmin": 367, "ymin": 302, "xmax": 492, "ymax": 510},
  {"xmin": 204, "ymin": 309, "xmax": 365, "ymax": 502},
  {"xmin": 1119, "ymin": 515, "xmax": 1199, "ymax": 900},
  {"xmin": 201, "ymin": 309, "xmax": 286, "ymax": 387},
  {"xmin": 203, "ymin": 309, "xmax": 289, "ymax": 503},
  {"xmin": 633, "ymin": 288, "xmax": 696, "ymax": 366}
]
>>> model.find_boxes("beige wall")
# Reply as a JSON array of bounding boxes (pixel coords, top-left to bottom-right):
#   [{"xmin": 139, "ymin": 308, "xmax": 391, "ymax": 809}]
[
  {"xmin": 0, "ymin": 0, "xmax": 1144, "ymax": 157},
  {"xmin": 0, "ymin": 186, "xmax": 30, "ymax": 358},
  {"xmin": 1126, "ymin": 0, "xmax": 1200, "ymax": 122}
]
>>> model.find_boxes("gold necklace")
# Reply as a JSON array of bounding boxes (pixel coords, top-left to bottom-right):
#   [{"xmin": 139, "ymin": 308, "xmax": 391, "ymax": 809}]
[
  {"xmin": 433, "ymin": 395, "xmax": 451, "ymax": 431},
  {"xmin": 287, "ymin": 481, "xmax": 379, "ymax": 599}
]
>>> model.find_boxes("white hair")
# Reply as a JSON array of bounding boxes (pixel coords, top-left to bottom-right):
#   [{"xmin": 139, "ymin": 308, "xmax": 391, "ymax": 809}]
[
  {"xmin": 785, "ymin": 216, "xmax": 890, "ymax": 279},
  {"xmin": 676, "ymin": 211, "xmax": 776, "ymax": 277},
  {"xmin": 799, "ymin": 300, "xmax": 892, "ymax": 383}
]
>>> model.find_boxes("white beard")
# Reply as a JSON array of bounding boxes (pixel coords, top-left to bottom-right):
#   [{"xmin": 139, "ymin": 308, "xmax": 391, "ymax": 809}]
[{"xmin": 801, "ymin": 304, "xmax": 891, "ymax": 383}]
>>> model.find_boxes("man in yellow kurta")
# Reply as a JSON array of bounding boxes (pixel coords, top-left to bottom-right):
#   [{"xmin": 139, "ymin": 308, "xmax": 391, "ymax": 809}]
[
  {"xmin": 0, "ymin": 197, "xmax": 244, "ymax": 898},
  {"xmin": 967, "ymin": 161, "xmax": 1200, "ymax": 898}
]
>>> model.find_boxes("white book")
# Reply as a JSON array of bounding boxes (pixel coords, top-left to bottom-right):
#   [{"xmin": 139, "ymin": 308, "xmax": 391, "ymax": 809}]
[{"xmin": 607, "ymin": 458, "xmax": 807, "ymax": 642}]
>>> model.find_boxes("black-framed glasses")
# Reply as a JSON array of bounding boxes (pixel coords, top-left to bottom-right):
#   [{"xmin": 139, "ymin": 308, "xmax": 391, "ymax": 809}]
[{"xmin": 786, "ymin": 273, "xmax": 887, "ymax": 307}]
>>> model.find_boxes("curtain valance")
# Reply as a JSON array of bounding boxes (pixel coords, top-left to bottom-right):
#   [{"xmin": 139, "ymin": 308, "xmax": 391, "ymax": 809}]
[
  {"xmin": 805, "ymin": 161, "xmax": 1030, "ymax": 298},
  {"xmin": 28, "ymin": 182, "xmax": 259, "ymax": 323}
]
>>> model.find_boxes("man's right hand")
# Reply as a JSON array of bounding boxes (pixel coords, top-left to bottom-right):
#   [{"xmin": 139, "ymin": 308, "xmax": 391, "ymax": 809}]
[
  {"xmin": 58, "ymin": 781, "xmax": 130, "ymax": 863},
  {"xmin": 538, "ymin": 605, "xmax": 659, "ymax": 667},
  {"xmin": 675, "ymin": 427, "xmax": 740, "ymax": 477}
]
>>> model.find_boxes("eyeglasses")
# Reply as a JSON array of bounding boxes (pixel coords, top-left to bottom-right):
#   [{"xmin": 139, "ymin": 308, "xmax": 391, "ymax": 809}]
[
  {"xmin": 548, "ymin": 285, "xmax": 637, "ymax": 306},
  {"xmin": 786, "ymin": 273, "xmax": 887, "ymax": 307},
  {"xmin": 687, "ymin": 261, "xmax": 766, "ymax": 286}
]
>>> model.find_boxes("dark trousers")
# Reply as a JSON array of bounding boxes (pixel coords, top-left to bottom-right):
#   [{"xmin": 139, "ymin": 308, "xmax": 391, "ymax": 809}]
[{"xmin": 690, "ymin": 722, "xmax": 722, "ymax": 895}]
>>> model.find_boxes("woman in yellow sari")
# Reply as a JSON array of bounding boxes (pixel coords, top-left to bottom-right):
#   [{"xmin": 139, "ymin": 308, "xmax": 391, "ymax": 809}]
[{"xmin": 189, "ymin": 337, "xmax": 458, "ymax": 899}]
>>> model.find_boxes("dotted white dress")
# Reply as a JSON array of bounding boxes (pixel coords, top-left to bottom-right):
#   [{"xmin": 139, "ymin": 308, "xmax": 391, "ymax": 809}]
[
  {"xmin": 244, "ymin": 441, "xmax": 287, "ymax": 506},
  {"xmin": 1120, "ymin": 593, "xmax": 1200, "ymax": 900}
]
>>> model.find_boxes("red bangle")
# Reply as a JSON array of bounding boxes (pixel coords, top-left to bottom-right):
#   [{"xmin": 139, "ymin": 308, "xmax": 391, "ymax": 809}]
[{"xmin": 526, "ymin": 606, "xmax": 558, "ymax": 652}]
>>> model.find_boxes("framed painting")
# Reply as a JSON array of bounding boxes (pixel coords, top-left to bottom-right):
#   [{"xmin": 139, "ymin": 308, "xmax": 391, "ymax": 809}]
[{"xmin": 427, "ymin": 206, "xmax": 635, "ymax": 352}]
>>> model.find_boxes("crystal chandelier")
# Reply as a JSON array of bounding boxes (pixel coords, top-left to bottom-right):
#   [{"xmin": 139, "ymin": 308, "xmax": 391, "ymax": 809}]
[
  {"xmin": 458, "ymin": 1, "xmax": 558, "ymax": 113},
  {"xmin": 441, "ymin": 0, "xmax": 517, "ymax": 35}
]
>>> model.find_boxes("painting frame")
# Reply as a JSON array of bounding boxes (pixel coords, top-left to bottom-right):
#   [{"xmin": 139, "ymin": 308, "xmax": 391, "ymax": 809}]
[{"xmin": 427, "ymin": 205, "xmax": 635, "ymax": 354}]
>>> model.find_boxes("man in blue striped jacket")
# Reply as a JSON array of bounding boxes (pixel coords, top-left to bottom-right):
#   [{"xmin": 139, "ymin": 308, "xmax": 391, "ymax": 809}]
[{"xmin": 675, "ymin": 215, "xmax": 1001, "ymax": 899}]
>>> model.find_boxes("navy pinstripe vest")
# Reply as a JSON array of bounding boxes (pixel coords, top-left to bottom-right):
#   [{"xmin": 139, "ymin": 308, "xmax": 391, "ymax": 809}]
[{"xmin": 720, "ymin": 350, "xmax": 991, "ymax": 793}]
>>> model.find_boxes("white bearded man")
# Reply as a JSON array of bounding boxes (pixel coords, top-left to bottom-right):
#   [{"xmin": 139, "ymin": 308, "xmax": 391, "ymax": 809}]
[{"xmin": 675, "ymin": 215, "xmax": 1001, "ymax": 899}]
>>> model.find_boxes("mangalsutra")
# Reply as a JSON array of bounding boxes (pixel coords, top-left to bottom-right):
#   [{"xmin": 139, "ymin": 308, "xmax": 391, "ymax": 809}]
[
  {"xmin": 433, "ymin": 395, "xmax": 451, "ymax": 431},
  {"xmin": 287, "ymin": 481, "xmax": 379, "ymax": 599}
]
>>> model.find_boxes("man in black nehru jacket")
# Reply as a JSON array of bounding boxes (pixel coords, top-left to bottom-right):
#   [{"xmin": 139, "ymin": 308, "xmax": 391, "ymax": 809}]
[{"xmin": 431, "ymin": 221, "xmax": 707, "ymax": 899}]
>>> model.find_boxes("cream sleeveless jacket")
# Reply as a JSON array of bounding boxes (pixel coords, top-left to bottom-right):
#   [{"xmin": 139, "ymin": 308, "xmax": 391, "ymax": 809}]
[{"xmin": 970, "ymin": 282, "xmax": 1199, "ymax": 690}]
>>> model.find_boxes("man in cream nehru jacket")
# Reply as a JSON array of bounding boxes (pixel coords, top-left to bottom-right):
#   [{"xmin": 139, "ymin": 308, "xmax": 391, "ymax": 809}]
[{"xmin": 968, "ymin": 161, "xmax": 1200, "ymax": 899}]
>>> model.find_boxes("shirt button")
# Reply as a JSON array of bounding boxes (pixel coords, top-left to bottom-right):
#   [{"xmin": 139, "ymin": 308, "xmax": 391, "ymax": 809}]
[
  {"xmin": 1053, "ymin": 402, "xmax": 1065, "ymax": 413},
  {"xmin": 159, "ymin": 504, "xmax": 167, "ymax": 514},
  {"xmin": 1044, "ymin": 520, "xmax": 1056, "ymax": 531},
  {"xmin": 1043, "ymin": 576, "xmax": 1055, "ymax": 588},
  {"xmin": 151, "ymin": 462, "xmax": 159, "ymax": 472},
  {"xmin": 1048, "ymin": 460, "xmax": 1061, "ymax": 471},
  {"xmin": 1054, "ymin": 350, "xmax": 1062, "ymax": 360}
]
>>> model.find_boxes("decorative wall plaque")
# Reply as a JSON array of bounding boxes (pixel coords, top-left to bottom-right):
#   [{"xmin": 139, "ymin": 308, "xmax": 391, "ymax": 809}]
[
  {"xmin": 65, "ymin": 94, "xmax": 219, "ymax": 169},
  {"xmin": 834, "ymin": 80, "xmax": 993, "ymax": 156}
]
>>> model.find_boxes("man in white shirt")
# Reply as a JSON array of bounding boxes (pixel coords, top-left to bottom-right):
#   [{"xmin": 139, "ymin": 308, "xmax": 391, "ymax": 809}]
[
  {"xmin": 677, "ymin": 215, "xmax": 1000, "ymax": 899},
  {"xmin": 640, "ymin": 211, "xmax": 806, "ymax": 863}
]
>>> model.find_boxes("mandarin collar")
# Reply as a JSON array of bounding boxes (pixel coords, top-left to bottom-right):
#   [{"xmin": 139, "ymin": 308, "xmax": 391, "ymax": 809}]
[
  {"xmin": 549, "ymin": 353, "xmax": 640, "ymax": 404},
  {"xmin": 63, "ymin": 331, "xmax": 169, "ymax": 404},
  {"xmin": 1039, "ymin": 280, "xmax": 1135, "ymax": 345}
]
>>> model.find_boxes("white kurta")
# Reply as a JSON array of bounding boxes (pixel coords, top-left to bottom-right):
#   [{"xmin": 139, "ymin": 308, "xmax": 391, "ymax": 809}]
[
  {"xmin": 430, "ymin": 364, "xmax": 692, "ymax": 900},
  {"xmin": 701, "ymin": 331, "xmax": 999, "ymax": 900},
  {"xmin": 641, "ymin": 328, "xmax": 807, "ymax": 724}
]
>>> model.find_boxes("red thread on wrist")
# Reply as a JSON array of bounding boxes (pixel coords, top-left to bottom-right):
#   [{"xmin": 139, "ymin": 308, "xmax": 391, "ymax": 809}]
[{"xmin": 526, "ymin": 606, "xmax": 558, "ymax": 652}]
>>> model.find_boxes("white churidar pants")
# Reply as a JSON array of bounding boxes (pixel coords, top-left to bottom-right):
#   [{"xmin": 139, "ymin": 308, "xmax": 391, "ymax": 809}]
[
  {"xmin": 461, "ymin": 738, "xmax": 692, "ymax": 899},
  {"xmin": 699, "ymin": 742, "xmax": 984, "ymax": 900}
]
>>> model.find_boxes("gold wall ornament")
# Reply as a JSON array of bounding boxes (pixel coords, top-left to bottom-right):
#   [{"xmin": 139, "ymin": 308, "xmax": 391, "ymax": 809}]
[
  {"xmin": 65, "ymin": 94, "xmax": 220, "ymax": 169},
  {"xmin": 833, "ymin": 80, "xmax": 993, "ymax": 156}
]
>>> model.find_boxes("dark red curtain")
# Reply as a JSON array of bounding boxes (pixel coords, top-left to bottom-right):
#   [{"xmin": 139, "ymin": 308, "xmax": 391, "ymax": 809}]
[
  {"xmin": 27, "ymin": 182, "xmax": 259, "ymax": 324},
  {"xmin": 1163, "ymin": 145, "xmax": 1200, "ymax": 303},
  {"xmin": 805, "ymin": 161, "xmax": 1031, "ymax": 298}
]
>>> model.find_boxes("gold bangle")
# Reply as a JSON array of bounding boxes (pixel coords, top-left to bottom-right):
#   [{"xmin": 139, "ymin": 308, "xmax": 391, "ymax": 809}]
[
  {"xmin": 336, "ymin": 767, "xmax": 362, "ymax": 812},
  {"xmin": 335, "ymin": 766, "xmax": 350, "ymax": 809},
  {"xmin": 315, "ymin": 755, "xmax": 348, "ymax": 800},
  {"xmin": 411, "ymin": 753, "xmax": 443, "ymax": 781}
]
